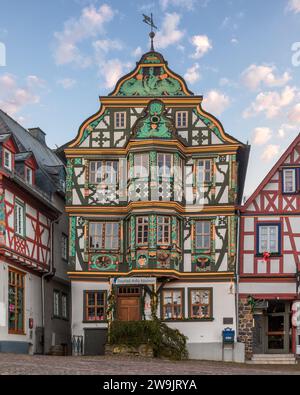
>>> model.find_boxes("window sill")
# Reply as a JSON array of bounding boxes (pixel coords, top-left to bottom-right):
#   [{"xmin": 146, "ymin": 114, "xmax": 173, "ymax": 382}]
[
  {"xmin": 82, "ymin": 320, "xmax": 108, "ymax": 324},
  {"xmin": 255, "ymin": 254, "xmax": 282, "ymax": 259}
]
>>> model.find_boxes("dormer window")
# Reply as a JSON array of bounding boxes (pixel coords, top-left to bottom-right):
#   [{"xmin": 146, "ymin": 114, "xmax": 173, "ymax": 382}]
[
  {"xmin": 114, "ymin": 112, "xmax": 126, "ymax": 129},
  {"xmin": 176, "ymin": 111, "xmax": 188, "ymax": 128},
  {"xmin": 3, "ymin": 148, "xmax": 12, "ymax": 171},
  {"xmin": 25, "ymin": 166, "xmax": 33, "ymax": 185}
]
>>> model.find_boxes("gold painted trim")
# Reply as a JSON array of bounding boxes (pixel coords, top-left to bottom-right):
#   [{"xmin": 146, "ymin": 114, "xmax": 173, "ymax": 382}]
[
  {"xmin": 68, "ymin": 269, "xmax": 234, "ymax": 280},
  {"xmin": 65, "ymin": 202, "xmax": 236, "ymax": 215},
  {"xmin": 65, "ymin": 140, "xmax": 241, "ymax": 156}
]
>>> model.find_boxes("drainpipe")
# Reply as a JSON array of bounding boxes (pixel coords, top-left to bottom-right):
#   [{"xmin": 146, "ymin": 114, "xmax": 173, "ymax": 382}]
[
  {"xmin": 41, "ymin": 218, "xmax": 58, "ymax": 352},
  {"xmin": 235, "ymin": 209, "xmax": 241, "ymax": 340}
]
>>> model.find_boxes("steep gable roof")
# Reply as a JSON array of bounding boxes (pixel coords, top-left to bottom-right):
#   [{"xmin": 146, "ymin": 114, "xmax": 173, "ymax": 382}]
[{"xmin": 242, "ymin": 133, "xmax": 300, "ymax": 211}]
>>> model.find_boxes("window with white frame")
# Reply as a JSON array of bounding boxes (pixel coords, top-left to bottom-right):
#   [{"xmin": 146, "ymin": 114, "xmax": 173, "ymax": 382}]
[
  {"xmin": 195, "ymin": 221, "xmax": 211, "ymax": 250},
  {"xmin": 282, "ymin": 168, "xmax": 297, "ymax": 193},
  {"xmin": 25, "ymin": 166, "xmax": 33, "ymax": 185},
  {"xmin": 196, "ymin": 159, "xmax": 212, "ymax": 185},
  {"xmin": 15, "ymin": 201, "xmax": 25, "ymax": 237},
  {"xmin": 3, "ymin": 148, "xmax": 12, "ymax": 171},
  {"xmin": 114, "ymin": 112, "xmax": 126, "ymax": 129},
  {"xmin": 61, "ymin": 234, "xmax": 68, "ymax": 260},
  {"xmin": 136, "ymin": 217, "xmax": 149, "ymax": 245},
  {"xmin": 257, "ymin": 224, "xmax": 281, "ymax": 255},
  {"xmin": 157, "ymin": 216, "xmax": 171, "ymax": 245},
  {"xmin": 89, "ymin": 161, "xmax": 118, "ymax": 184},
  {"xmin": 158, "ymin": 153, "xmax": 173, "ymax": 178},
  {"xmin": 176, "ymin": 111, "xmax": 188, "ymax": 128},
  {"xmin": 134, "ymin": 154, "xmax": 149, "ymax": 178},
  {"xmin": 89, "ymin": 222, "xmax": 119, "ymax": 250}
]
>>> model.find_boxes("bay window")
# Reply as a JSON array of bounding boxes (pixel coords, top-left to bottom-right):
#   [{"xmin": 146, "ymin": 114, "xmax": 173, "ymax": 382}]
[
  {"xmin": 89, "ymin": 222, "xmax": 119, "ymax": 250},
  {"xmin": 158, "ymin": 153, "xmax": 173, "ymax": 178},
  {"xmin": 136, "ymin": 217, "xmax": 149, "ymax": 245},
  {"xmin": 89, "ymin": 161, "xmax": 118, "ymax": 184},
  {"xmin": 157, "ymin": 216, "xmax": 171, "ymax": 245},
  {"xmin": 134, "ymin": 154, "xmax": 149, "ymax": 178}
]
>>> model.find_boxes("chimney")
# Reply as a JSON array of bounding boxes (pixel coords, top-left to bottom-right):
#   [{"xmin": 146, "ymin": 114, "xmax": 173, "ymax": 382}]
[{"xmin": 28, "ymin": 127, "xmax": 46, "ymax": 144}]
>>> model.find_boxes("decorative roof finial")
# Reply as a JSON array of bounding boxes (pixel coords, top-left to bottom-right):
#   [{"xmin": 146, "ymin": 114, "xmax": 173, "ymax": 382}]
[{"xmin": 143, "ymin": 13, "xmax": 158, "ymax": 51}]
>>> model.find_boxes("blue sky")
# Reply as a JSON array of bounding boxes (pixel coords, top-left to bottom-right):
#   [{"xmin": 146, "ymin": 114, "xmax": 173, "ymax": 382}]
[{"xmin": 0, "ymin": 0, "xmax": 300, "ymax": 197}]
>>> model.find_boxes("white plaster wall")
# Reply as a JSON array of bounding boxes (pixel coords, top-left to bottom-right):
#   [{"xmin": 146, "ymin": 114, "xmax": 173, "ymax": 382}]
[
  {"xmin": 239, "ymin": 282, "xmax": 296, "ymax": 295},
  {"xmin": 160, "ymin": 282, "xmax": 236, "ymax": 344},
  {"xmin": 244, "ymin": 217, "xmax": 254, "ymax": 232},
  {"xmin": 0, "ymin": 262, "xmax": 42, "ymax": 354},
  {"xmin": 71, "ymin": 281, "xmax": 109, "ymax": 338}
]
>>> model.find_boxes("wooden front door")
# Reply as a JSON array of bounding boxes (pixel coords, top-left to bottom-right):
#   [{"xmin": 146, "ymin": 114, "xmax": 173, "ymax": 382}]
[{"xmin": 117, "ymin": 287, "xmax": 141, "ymax": 321}]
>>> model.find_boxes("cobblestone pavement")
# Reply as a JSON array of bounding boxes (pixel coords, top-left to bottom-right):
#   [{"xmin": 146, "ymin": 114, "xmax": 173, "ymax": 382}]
[{"xmin": 0, "ymin": 353, "xmax": 299, "ymax": 375}]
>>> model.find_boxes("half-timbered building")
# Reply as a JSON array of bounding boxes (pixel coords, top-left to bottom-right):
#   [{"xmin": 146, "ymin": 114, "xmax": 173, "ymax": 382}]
[
  {"xmin": 65, "ymin": 50, "xmax": 249, "ymax": 360},
  {"xmin": 239, "ymin": 133, "xmax": 300, "ymax": 362},
  {"xmin": 0, "ymin": 110, "xmax": 71, "ymax": 354}
]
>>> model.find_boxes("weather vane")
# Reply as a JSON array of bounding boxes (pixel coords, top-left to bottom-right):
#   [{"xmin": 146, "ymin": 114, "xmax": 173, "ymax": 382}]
[{"xmin": 143, "ymin": 13, "xmax": 158, "ymax": 51}]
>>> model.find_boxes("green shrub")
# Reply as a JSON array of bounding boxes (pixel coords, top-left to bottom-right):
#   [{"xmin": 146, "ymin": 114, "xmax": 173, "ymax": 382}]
[{"xmin": 109, "ymin": 320, "xmax": 188, "ymax": 361}]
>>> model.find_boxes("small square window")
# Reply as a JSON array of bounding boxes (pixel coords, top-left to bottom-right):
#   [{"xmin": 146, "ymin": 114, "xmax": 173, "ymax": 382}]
[
  {"xmin": 115, "ymin": 112, "xmax": 126, "ymax": 129},
  {"xmin": 257, "ymin": 223, "xmax": 281, "ymax": 255},
  {"xmin": 176, "ymin": 111, "xmax": 188, "ymax": 128}
]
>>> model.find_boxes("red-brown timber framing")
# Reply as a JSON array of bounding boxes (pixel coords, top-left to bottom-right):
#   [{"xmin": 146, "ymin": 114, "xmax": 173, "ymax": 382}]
[{"xmin": 239, "ymin": 133, "xmax": 300, "ymax": 357}]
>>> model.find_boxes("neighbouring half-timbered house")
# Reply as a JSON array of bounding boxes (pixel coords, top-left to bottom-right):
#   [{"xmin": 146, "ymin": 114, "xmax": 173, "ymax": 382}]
[
  {"xmin": 239, "ymin": 133, "xmax": 300, "ymax": 362},
  {"xmin": 65, "ymin": 50, "xmax": 249, "ymax": 360},
  {"xmin": 0, "ymin": 110, "xmax": 71, "ymax": 355}
]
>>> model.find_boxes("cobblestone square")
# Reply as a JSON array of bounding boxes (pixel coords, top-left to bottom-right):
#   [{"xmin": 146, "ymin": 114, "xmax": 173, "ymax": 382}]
[{"xmin": 0, "ymin": 354, "xmax": 299, "ymax": 375}]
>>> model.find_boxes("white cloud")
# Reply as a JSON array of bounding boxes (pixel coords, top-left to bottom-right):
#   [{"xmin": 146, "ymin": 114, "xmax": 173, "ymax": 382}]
[
  {"xmin": 252, "ymin": 127, "xmax": 272, "ymax": 145},
  {"xmin": 156, "ymin": 13, "xmax": 185, "ymax": 49},
  {"xmin": 202, "ymin": 90, "xmax": 230, "ymax": 116},
  {"xmin": 241, "ymin": 64, "xmax": 291, "ymax": 91},
  {"xmin": 231, "ymin": 38, "xmax": 239, "ymax": 45},
  {"xmin": 0, "ymin": 73, "xmax": 42, "ymax": 116},
  {"xmin": 57, "ymin": 78, "xmax": 77, "ymax": 89},
  {"xmin": 53, "ymin": 4, "xmax": 115, "ymax": 67},
  {"xmin": 190, "ymin": 35, "xmax": 212, "ymax": 59},
  {"xmin": 93, "ymin": 39, "xmax": 123, "ymax": 64},
  {"xmin": 287, "ymin": 0, "xmax": 300, "ymax": 13},
  {"xmin": 277, "ymin": 123, "xmax": 298, "ymax": 138},
  {"xmin": 288, "ymin": 103, "xmax": 300, "ymax": 123},
  {"xmin": 243, "ymin": 86, "xmax": 297, "ymax": 119},
  {"xmin": 184, "ymin": 63, "xmax": 201, "ymax": 84},
  {"xmin": 159, "ymin": 0, "xmax": 202, "ymax": 11},
  {"xmin": 99, "ymin": 59, "xmax": 132, "ymax": 89},
  {"xmin": 132, "ymin": 46, "xmax": 143, "ymax": 58},
  {"xmin": 261, "ymin": 145, "xmax": 280, "ymax": 162}
]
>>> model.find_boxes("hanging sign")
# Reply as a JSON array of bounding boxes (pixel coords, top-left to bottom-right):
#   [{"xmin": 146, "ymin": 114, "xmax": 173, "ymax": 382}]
[{"xmin": 114, "ymin": 277, "xmax": 157, "ymax": 286}]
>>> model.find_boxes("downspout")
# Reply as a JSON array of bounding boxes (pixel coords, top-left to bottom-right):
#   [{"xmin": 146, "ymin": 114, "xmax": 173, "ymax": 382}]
[
  {"xmin": 235, "ymin": 209, "xmax": 241, "ymax": 340},
  {"xmin": 41, "ymin": 218, "xmax": 57, "ymax": 350}
]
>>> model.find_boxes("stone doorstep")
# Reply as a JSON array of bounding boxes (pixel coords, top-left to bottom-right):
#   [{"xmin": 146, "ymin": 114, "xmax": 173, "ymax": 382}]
[{"xmin": 247, "ymin": 354, "xmax": 297, "ymax": 365}]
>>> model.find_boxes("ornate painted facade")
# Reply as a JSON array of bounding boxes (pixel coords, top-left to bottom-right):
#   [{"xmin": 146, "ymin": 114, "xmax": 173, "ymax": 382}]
[{"xmin": 66, "ymin": 51, "xmax": 249, "ymax": 360}]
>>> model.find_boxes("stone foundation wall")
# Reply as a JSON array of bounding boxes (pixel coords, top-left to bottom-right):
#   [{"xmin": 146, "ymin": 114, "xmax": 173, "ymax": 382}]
[
  {"xmin": 105, "ymin": 344, "xmax": 154, "ymax": 358},
  {"xmin": 238, "ymin": 297, "xmax": 253, "ymax": 360}
]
